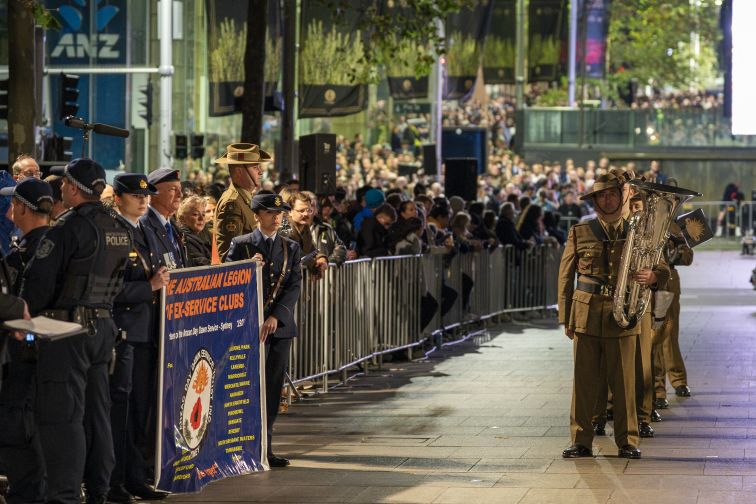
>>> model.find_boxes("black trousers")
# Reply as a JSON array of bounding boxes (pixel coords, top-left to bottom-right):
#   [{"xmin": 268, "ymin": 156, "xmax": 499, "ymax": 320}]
[
  {"xmin": 36, "ymin": 318, "xmax": 117, "ymax": 504},
  {"xmin": 265, "ymin": 337, "xmax": 291, "ymax": 457},
  {"xmin": 110, "ymin": 341, "xmax": 156, "ymax": 489},
  {"xmin": 0, "ymin": 339, "xmax": 45, "ymax": 504}
]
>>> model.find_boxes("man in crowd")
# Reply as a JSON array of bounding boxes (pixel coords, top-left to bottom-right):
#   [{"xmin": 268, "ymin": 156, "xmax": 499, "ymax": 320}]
[
  {"xmin": 226, "ymin": 192, "xmax": 302, "ymax": 468},
  {"xmin": 285, "ymin": 191, "xmax": 328, "ymax": 278},
  {"xmin": 44, "ymin": 174, "xmax": 68, "ymax": 223},
  {"xmin": 558, "ymin": 173, "xmax": 669, "ymax": 460},
  {"xmin": 20, "ymin": 159, "xmax": 132, "ymax": 503},
  {"xmin": 357, "ymin": 203, "xmax": 397, "ymax": 258},
  {"xmin": 214, "ymin": 143, "xmax": 270, "ymax": 261},
  {"xmin": 11, "ymin": 155, "xmax": 41, "ymax": 181},
  {"xmin": 141, "ymin": 168, "xmax": 187, "ymax": 270}
]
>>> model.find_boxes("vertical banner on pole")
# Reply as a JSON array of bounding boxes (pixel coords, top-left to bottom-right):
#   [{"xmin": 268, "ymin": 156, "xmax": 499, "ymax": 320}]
[
  {"xmin": 445, "ymin": 0, "xmax": 494, "ymax": 100},
  {"xmin": 581, "ymin": 0, "xmax": 611, "ymax": 78},
  {"xmin": 483, "ymin": 0, "xmax": 517, "ymax": 85},
  {"xmin": 155, "ymin": 260, "xmax": 267, "ymax": 493},
  {"xmin": 528, "ymin": 0, "xmax": 566, "ymax": 82}
]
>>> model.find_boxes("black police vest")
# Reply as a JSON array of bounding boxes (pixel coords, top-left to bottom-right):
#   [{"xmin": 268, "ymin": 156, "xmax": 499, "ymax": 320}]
[{"xmin": 55, "ymin": 204, "xmax": 132, "ymax": 309}]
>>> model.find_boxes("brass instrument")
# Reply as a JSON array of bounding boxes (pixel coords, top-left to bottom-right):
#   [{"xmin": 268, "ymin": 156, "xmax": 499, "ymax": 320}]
[{"xmin": 612, "ymin": 181, "xmax": 700, "ymax": 329}]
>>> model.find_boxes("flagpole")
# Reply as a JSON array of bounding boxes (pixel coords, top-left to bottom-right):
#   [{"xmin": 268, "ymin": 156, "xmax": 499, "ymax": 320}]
[{"xmin": 568, "ymin": 0, "xmax": 579, "ymax": 108}]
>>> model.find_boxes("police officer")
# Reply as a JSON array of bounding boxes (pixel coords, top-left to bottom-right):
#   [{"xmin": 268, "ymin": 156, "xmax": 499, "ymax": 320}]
[
  {"xmin": 20, "ymin": 159, "xmax": 132, "ymax": 504},
  {"xmin": 108, "ymin": 174, "xmax": 169, "ymax": 503},
  {"xmin": 226, "ymin": 191, "xmax": 301, "ymax": 468},
  {"xmin": 558, "ymin": 173, "xmax": 669, "ymax": 459},
  {"xmin": 214, "ymin": 143, "xmax": 271, "ymax": 261},
  {"xmin": 0, "ymin": 181, "xmax": 46, "ymax": 503},
  {"xmin": 141, "ymin": 168, "xmax": 187, "ymax": 270}
]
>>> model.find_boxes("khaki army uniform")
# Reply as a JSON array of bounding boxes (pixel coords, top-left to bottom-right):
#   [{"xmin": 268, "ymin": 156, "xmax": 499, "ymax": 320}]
[
  {"xmin": 214, "ymin": 182, "xmax": 258, "ymax": 261},
  {"xmin": 559, "ymin": 218, "xmax": 670, "ymax": 449},
  {"xmin": 654, "ymin": 230, "xmax": 693, "ymax": 398}
]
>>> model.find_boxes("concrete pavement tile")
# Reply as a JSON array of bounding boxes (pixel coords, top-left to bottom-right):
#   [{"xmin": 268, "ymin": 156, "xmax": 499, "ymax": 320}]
[
  {"xmin": 697, "ymin": 491, "xmax": 756, "ymax": 504},
  {"xmin": 471, "ymin": 458, "xmax": 552, "ymax": 473},
  {"xmin": 574, "ymin": 474, "xmax": 742, "ymax": 490},
  {"xmin": 423, "ymin": 472, "xmax": 502, "ymax": 488},
  {"xmin": 624, "ymin": 460, "xmax": 704, "ymax": 475},
  {"xmin": 458, "ymin": 416, "xmax": 530, "ymax": 427},
  {"xmin": 396, "ymin": 458, "xmax": 479, "ymax": 473},
  {"xmin": 449, "ymin": 446, "xmax": 529, "ymax": 458},
  {"xmin": 704, "ymin": 460, "xmax": 756, "ymax": 475},
  {"xmin": 432, "ymin": 487, "xmax": 528, "ymax": 504},
  {"xmin": 494, "ymin": 473, "xmax": 580, "ymax": 488},
  {"xmin": 639, "ymin": 448, "xmax": 744, "ymax": 460},
  {"xmin": 428, "ymin": 435, "xmax": 504, "ymax": 447},
  {"xmin": 546, "ymin": 459, "xmax": 628, "ymax": 474},
  {"xmin": 302, "ymin": 446, "xmax": 458, "ymax": 459},
  {"xmin": 607, "ymin": 489, "xmax": 698, "ymax": 504},
  {"xmin": 348, "ymin": 485, "xmax": 446, "ymax": 503},
  {"xmin": 518, "ymin": 488, "xmax": 613, "ymax": 504},
  {"xmin": 336, "ymin": 471, "xmax": 430, "ymax": 487}
]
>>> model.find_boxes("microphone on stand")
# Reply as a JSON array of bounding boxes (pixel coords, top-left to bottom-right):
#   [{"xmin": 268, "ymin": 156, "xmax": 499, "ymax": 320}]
[{"xmin": 63, "ymin": 116, "xmax": 130, "ymax": 157}]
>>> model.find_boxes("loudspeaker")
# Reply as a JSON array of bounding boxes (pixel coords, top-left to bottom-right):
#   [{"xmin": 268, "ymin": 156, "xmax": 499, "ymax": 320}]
[
  {"xmin": 422, "ymin": 143, "xmax": 437, "ymax": 175},
  {"xmin": 444, "ymin": 158, "xmax": 478, "ymax": 201},
  {"xmin": 441, "ymin": 127, "xmax": 487, "ymax": 174},
  {"xmin": 299, "ymin": 133, "xmax": 336, "ymax": 195}
]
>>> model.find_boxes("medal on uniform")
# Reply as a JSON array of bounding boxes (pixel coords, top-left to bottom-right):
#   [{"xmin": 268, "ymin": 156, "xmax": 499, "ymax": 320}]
[{"xmin": 163, "ymin": 252, "xmax": 177, "ymax": 270}]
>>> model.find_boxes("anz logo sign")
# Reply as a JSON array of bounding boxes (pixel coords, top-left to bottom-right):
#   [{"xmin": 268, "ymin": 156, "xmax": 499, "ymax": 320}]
[{"xmin": 50, "ymin": 0, "xmax": 122, "ymax": 60}]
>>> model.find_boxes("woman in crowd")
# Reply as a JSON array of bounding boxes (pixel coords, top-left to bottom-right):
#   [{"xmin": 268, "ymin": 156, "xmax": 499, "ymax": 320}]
[
  {"xmin": 176, "ymin": 195, "xmax": 212, "ymax": 266},
  {"xmin": 393, "ymin": 217, "xmax": 424, "ymax": 255},
  {"xmin": 517, "ymin": 203, "xmax": 545, "ymax": 245}
]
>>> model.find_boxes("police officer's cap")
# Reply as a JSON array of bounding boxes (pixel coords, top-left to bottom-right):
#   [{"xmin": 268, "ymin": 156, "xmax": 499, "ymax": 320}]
[
  {"xmin": 113, "ymin": 173, "xmax": 158, "ymax": 196},
  {"xmin": 147, "ymin": 167, "xmax": 180, "ymax": 186},
  {"xmin": 49, "ymin": 158, "xmax": 107, "ymax": 196},
  {"xmin": 0, "ymin": 178, "xmax": 54, "ymax": 214},
  {"xmin": 251, "ymin": 192, "xmax": 291, "ymax": 212}
]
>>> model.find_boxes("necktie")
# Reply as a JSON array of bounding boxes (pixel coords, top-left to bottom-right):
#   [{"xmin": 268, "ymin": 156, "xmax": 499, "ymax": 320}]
[
  {"xmin": 265, "ymin": 237, "xmax": 273, "ymax": 257},
  {"xmin": 165, "ymin": 221, "xmax": 179, "ymax": 250}
]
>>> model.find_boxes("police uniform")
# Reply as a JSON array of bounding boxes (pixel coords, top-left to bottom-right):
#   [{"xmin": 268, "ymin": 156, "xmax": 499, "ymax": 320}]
[
  {"xmin": 558, "ymin": 174, "xmax": 670, "ymax": 459},
  {"xmin": 225, "ymin": 192, "xmax": 301, "ymax": 468},
  {"xmin": 213, "ymin": 143, "xmax": 273, "ymax": 261},
  {"xmin": 654, "ymin": 226, "xmax": 694, "ymax": 403},
  {"xmin": 107, "ymin": 174, "xmax": 168, "ymax": 502},
  {"xmin": 0, "ymin": 178, "xmax": 53, "ymax": 504},
  {"xmin": 20, "ymin": 159, "xmax": 132, "ymax": 504},
  {"xmin": 140, "ymin": 168, "xmax": 188, "ymax": 270}
]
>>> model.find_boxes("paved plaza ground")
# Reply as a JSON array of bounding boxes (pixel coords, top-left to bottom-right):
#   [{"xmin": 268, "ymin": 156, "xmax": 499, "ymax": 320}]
[{"xmin": 169, "ymin": 250, "xmax": 756, "ymax": 504}]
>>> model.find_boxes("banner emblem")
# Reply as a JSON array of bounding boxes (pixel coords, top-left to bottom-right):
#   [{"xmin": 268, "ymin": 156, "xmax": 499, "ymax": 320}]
[{"xmin": 180, "ymin": 349, "xmax": 215, "ymax": 451}]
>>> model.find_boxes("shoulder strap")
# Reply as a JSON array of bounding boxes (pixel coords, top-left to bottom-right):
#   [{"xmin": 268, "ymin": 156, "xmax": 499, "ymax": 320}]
[
  {"xmin": 264, "ymin": 237, "xmax": 289, "ymax": 311},
  {"xmin": 587, "ymin": 218, "xmax": 608, "ymax": 242}
]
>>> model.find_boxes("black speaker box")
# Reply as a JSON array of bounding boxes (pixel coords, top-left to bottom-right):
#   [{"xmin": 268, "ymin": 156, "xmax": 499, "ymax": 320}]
[
  {"xmin": 299, "ymin": 133, "xmax": 336, "ymax": 195},
  {"xmin": 422, "ymin": 143, "xmax": 436, "ymax": 175},
  {"xmin": 444, "ymin": 158, "xmax": 478, "ymax": 201}
]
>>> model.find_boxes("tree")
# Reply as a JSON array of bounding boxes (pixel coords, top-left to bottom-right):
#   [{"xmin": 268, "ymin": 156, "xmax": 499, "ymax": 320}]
[
  {"xmin": 607, "ymin": 0, "xmax": 722, "ymax": 91},
  {"xmin": 240, "ymin": 0, "xmax": 267, "ymax": 144}
]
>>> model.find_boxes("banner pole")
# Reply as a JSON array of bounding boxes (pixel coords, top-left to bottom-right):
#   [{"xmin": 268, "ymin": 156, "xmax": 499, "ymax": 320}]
[{"xmin": 568, "ymin": 0, "xmax": 578, "ymax": 107}]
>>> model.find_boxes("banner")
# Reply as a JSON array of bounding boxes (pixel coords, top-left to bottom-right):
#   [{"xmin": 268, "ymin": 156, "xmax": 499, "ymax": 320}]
[
  {"xmin": 155, "ymin": 260, "xmax": 266, "ymax": 493},
  {"xmin": 445, "ymin": 0, "xmax": 494, "ymax": 99},
  {"xmin": 299, "ymin": 2, "xmax": 368, "ymax": 118},
  {"xmin": 205, "ymin": 0, "xmax": 281, "ymax": 117},
  {"xmin": 581, "ymin": 0, "xmax": 611, "ymax": 78},
  {"xmin": 483, "ymin": 0, "xmax": 516, "ymax": 84},
  {"xmin": 528, "ymin": 0, "xmax": 566, "ymax": 82}
]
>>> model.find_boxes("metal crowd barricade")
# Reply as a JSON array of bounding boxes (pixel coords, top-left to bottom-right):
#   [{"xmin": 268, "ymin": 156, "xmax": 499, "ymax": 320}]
[{"xmin": 288, "ymin": 244, "xmax": 563, "ymax": 386}]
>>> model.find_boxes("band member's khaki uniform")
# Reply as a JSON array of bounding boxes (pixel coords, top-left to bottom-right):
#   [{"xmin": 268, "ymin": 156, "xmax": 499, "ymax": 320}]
[
  {"xmin": 559, "ymin": 218, "xmax": 670, "ymax": 449},
  {"xmin": 214, "ymin": 182, "xmax": 257, "ymax": 261},
  {"xmin": 654, "ymin": 230, "xmax": 693, "ymax": 397}
]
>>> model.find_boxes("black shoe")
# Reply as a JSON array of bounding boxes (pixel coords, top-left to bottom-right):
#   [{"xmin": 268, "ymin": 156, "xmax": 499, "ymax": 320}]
[
  {"xmin": 654, "ymin": 397, "xmax": 669, "ymax": 409},
  {"xmin": 562, "ymin": 444, "xmax": 593, "ymax": 458},
  {"xmin": 639, "ymin": 422, "xmax": 655, "ymax": 438},
  {"xmin": 651, "ymin": 409, "xmax": 662, "ymax": 422},
  {"xmin": 106, "ymin": 485, "xmax": 135, "ymax": 504},
  {"xmin": 606, "ymin": 409, "xmax": 614, "ymax": 421},
  {"xmin": 593, "ymin": 422, "xmax": 606, "ymax": 436},
  {"xmin": 675, "ymin": 385, "xmax": 691, "ymax": 397},
  {"xmin": 124, "ymin": 484, "xmax": 168, "ymax": 501},
  {"xmin": 268, "ymin": 454, "xmax": 291, "ymax": 467},
  {"xmin": 88, "ymin": 496, "xmax": 107, "ymax": 504},
  {"xmin": 618, "ymin": 444, "xmax": 642, "ymax": 459}
]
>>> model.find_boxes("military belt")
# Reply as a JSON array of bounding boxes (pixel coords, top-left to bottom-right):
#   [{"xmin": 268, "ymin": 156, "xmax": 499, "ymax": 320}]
[
  {"xmin": 41, "ymin": 307, "xmax": 111, "ymax": 322},
  {"xmin": 576, "ymin": 280, "xmax": 614, "ymax": 297}
]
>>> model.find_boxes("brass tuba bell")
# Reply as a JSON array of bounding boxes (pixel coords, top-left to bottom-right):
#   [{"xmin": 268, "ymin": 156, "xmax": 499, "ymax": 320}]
[{"xmin": 612, "ymin": 181, "xmax": 700, "ymax": 329}]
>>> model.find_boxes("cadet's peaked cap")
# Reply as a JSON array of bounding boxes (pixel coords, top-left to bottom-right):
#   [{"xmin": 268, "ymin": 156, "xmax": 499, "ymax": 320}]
[
  {"xmin": 113, "ymin": 173, "xmax": 158, "ymax": 196},
  {"xmin": 214, "ymin": 143, "xmax": 272, "ymax": 165},
  {"xmin": 0, "ymin": 178, "xmax": 54, "ymax": 214},
  {"xmin": 50, "ymin": 158, "xmax": 107, "ymax": 196},
  {"xmin": 580, "ymin": 173, "xmax": 624, "ymax": 201},
  {"xmin": 147, "ymin": 167, "xmax": 180, "ymax": 185},
  {"xmin": 251, "ymin": 193, "xmax": 291, "ymax": 212}
]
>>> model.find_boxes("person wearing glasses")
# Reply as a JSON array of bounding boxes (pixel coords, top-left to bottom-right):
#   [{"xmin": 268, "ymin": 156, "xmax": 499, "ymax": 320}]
[{"xmin": 284, "ymin": 191, "xmax": 328, "ymax": 279}]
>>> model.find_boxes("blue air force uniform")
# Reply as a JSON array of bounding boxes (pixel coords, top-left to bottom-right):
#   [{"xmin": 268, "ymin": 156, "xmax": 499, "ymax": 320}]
[
  {"xmin": 225, "ymin": 193, "xmax": 301, "ymax": 466},
  {"xmin": 20, "ymin": 159, "xmax": 132, "ymax": 503},
  {"xmin": 139, "ymin": 168, "xmax": 188, "ymax": 270}
]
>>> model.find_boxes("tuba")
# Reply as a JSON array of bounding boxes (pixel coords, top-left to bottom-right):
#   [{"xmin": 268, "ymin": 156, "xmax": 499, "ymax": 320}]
[{"xmin": 612, "ymin": 181, "xmax": 700, "ymax": 329}]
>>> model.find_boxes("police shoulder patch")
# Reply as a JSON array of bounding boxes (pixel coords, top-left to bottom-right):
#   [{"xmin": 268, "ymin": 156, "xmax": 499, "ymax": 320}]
[
  {"xmin": 225, "ymin": 222, "xmax": 238, "ymax": 233},
  {"xmin": 36, "ymin": 238, "xmax": 55, "ymax": 259}
]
